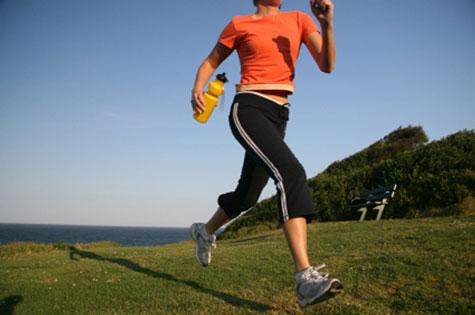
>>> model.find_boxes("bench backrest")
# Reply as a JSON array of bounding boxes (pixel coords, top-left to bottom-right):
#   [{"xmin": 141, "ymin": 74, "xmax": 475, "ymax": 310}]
[{"xmin": 350, "ymin": 184, "xmax": 397, "ymax": 208}]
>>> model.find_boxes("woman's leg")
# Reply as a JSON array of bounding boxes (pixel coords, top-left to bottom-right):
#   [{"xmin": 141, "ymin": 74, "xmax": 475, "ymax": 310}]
[
  {"xmin": 216, "ymin": 150, "xmax": 270, "ymax": 227},
  {"xmin": 228, "ymin": 97, "xmax": 316, "ymax": 270},
  {"xmin": 283, "ymin": 217, "xmax": 311, "ymax": 272},
  {"xmin": 205, "ymin": 206, "xmax": 230, "ymax": 235},
  {"xmin": 191, "ymin": 149, "xmax": 269, "ymax": 267}
]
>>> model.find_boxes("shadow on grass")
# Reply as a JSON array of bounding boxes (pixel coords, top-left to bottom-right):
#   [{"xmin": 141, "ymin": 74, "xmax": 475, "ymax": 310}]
[
  {"xmin": 0, "ymin": 295, "xmax": 23, "ymax": 315},
  {"xmin": 226, "ymin": 233, "xmax": 276, "ymax": 245},
  {"xmin": 68, "ymin": 246, "xmax": 272, "ymax": 312}
]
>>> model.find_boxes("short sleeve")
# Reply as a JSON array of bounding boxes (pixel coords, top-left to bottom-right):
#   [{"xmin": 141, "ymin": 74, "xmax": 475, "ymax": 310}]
[
  {"xmin": 218, "ymin": 20, "xmax": 237, "ymax": 50},
  {"xmin": 299, "ymin": 12, "xmax": 320, "ymax": 43}
]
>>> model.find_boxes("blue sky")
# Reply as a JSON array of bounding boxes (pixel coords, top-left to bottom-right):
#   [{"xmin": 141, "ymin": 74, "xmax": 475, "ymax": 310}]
[{"xmin": 1, "ymin": 0, "xmax": 474, "ymax": 227}]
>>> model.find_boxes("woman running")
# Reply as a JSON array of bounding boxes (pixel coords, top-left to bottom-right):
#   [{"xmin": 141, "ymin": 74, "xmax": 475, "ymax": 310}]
[{"xmin": 190, "ymin": 0, "xmax": 341, "ymax": 307}]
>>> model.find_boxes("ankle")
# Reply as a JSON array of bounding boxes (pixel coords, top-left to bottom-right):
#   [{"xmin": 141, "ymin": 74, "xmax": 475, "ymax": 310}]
[
  {"xmin": 295, "ymin": 263, "xmax": 311, "ymax": 274},
  {"xmin": 204, "ymin": 224, "xmax": 214, "ymax": 236},
  {"xmin": 295, "ymin": 265, "xmax": 311, "ymax": 275}
]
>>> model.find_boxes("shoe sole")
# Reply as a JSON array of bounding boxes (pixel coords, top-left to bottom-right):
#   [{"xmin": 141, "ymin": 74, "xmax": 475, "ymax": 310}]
[{"xmin": 298, "ymin": 280, "xmax": 343, "ymax": 308}]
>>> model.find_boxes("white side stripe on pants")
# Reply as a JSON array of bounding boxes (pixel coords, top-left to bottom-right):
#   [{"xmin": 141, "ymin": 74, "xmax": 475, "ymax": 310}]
[{"xmin": 232, "ymin": 102, "xmax": 289, "ymax": 221}]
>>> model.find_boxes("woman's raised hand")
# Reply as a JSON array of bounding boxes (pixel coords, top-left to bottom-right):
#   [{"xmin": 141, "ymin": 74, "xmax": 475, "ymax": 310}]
[{"xmin": 310, "ymin": 0, "xmax": 334, "ymax": 26}]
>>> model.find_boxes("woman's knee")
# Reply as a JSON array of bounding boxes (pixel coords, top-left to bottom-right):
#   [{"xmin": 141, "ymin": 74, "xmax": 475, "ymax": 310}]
[{"xmin": 218, "ymin": 192, "xmax": 259, "ymax": 219}]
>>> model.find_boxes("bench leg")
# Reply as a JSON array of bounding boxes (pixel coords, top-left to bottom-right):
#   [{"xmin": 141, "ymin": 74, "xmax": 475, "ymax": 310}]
[
  {"xmin": 358, "ymin": 207, "xmax": 368, "ymax": 221},
  {"xmin": 374, "ymin": 205, "xmax": 386, "ymax": 221}
]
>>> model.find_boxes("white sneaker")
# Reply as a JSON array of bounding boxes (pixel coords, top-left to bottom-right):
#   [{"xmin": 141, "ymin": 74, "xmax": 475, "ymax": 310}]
[
  {"xmin": 295, "ymin": 264, "xmax": 343, "ymax": 307},
  {"xmin": 190, "ymin": 223, "xmax": 216, "ymax": 267}
]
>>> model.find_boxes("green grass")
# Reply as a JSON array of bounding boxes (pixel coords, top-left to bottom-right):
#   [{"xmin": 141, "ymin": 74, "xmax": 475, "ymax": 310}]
[{"xmin": 1, "ymin": 215, "xmax": 474, "ymax": 314}]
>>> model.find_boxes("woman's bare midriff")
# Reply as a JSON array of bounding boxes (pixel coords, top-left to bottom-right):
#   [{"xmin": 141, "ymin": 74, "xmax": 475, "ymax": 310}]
[{"xmin": 251, "ymin": 90, "xmax": 290, "ymax": 105}]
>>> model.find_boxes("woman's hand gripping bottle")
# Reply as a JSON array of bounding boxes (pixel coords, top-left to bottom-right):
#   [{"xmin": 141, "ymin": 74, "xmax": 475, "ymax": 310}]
[{"xmin": 194, "ymin": 72, "xmax": 228, "ymax": 124}]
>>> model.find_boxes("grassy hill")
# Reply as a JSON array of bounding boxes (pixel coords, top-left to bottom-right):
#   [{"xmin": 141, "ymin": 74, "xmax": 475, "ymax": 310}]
[
  {"xmin": 1, "ymin": 215, "xmax": 474, "ymax": 314},
  {"xmin": 223, "ymin": 127, "xmax": 475, "ymax": 238}
]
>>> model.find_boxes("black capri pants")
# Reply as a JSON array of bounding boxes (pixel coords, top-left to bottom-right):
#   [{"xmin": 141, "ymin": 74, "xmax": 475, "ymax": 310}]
[{"xmin": 218, "ymin": 92, "xmax": 316, "ymax": 223}]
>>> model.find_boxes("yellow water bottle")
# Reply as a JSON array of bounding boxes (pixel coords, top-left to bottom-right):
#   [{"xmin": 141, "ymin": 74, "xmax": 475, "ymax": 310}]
[{"xmin": 194, "ymin": 72, "xmax": 228, "ymax": 124}]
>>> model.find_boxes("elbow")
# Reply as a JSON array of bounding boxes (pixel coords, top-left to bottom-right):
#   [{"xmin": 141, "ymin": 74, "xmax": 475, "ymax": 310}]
[
  {"xmin": 320, "ymin": 63, "xmax": 336, "ymax": 74},
  {"xmin": 316, "ymin": 56, "xmax": 336, "ymax": 73},
  {"xmin": 326, "ymin": 66, "xmax": 336, "ymax": 73}
]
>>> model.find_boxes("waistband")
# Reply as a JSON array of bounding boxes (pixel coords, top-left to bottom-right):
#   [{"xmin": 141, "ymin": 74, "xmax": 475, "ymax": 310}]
[
  {"xmin": 235, "ymin": 91, "xmax": 290, "ymax": 107},
  {"xmin": 232, "ymin": 92, "xmax": 289, "ymax": 122}
]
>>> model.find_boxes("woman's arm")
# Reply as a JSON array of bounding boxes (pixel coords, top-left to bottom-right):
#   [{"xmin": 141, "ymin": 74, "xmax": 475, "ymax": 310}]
[
  {"xmin": 192, "ymin": 43, "xmax": 233, "ymax": 114},
  {"xmin": 305, "ymin": 0, "xmax": 336, "ymax": 73}
]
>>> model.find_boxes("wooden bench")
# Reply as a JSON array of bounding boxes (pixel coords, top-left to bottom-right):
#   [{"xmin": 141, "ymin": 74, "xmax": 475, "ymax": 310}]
[{"xmin": 350, "ymin": 184, "xmax": 398, "ymax": 221}]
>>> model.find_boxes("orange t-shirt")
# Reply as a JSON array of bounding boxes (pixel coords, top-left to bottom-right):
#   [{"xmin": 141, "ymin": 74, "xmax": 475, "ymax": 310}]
[{"xmin": 218, "ymin": 11, "xmax": 320, "ymax": 94}]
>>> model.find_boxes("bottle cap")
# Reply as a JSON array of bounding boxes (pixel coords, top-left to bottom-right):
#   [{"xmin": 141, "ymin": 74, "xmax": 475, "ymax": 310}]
[{"xmin": 216, "ymin": 72, "xmax": 228, "ymax": 83}]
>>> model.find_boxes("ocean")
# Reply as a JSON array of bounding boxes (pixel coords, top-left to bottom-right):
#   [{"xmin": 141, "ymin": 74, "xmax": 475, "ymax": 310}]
[{"xmin": 0, "ymin": 223, "xmax": 191, "ymax": 247}]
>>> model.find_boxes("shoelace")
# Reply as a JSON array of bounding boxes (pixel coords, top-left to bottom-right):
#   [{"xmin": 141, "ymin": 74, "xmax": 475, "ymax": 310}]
[
  {"xmin": 303, "ymin": 264, "xmax": 329, "ymax": 282},
  {"xmin": 201, "ymin": 234, "xmax": 216, "ymax": 249},
  {"xmin": 209, "ymin": 237, "xmax": 216, "ymax": 249}
]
